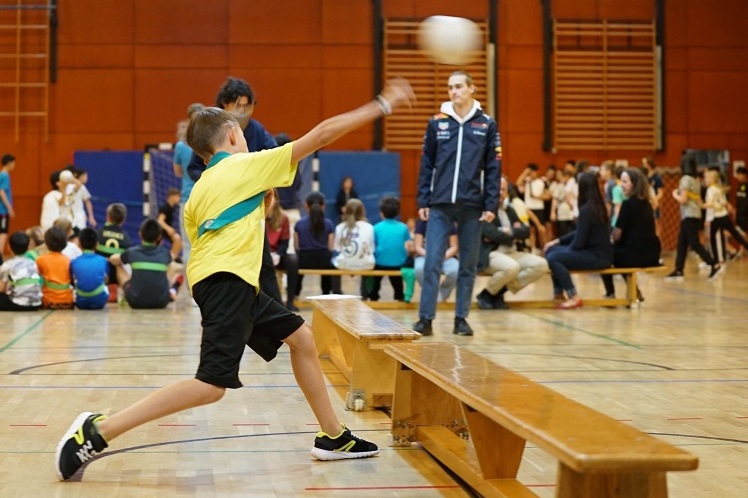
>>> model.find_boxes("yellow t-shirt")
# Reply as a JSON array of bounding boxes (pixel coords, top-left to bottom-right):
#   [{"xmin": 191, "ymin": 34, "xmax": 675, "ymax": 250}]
[{"xmin": 184, "ymin": 143, "xmax": 297, "ymax": 290}]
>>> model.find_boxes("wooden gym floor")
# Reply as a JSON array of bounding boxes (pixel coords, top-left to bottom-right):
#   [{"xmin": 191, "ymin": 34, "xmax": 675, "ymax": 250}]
[{"xmin": 1, "ymin": 254, "xmax": 747, "ymax": 497}]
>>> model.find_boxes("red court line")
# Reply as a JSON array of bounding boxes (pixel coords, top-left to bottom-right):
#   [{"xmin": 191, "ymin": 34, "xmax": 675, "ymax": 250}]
[
  {"xmin": 232, "ymin": 423, "xmax": 271, "ymax": 426},
  {"xmin": 616, "ymin": 419, "xmax": 633, "ymax": 422},
  {"xmin": 737, "ymin": 416, "xmax": 748, "ymax": 419},
  {"xmin": 667, "ymin": 417, "xmax": 703, "ymax": 421}
]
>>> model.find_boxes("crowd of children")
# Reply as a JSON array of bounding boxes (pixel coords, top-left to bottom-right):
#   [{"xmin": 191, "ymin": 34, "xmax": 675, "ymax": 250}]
[{"xmin": 0, "ymin": 171, "xmax": 184, "ymax": 311}]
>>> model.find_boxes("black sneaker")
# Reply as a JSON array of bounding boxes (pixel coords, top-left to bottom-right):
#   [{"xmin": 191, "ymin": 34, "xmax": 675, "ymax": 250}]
[
  {"xmin": 708, "ymin": 264, "xmax": 724, "ymax": 280},
  {"xmin": 412, "ymin": 318, "xmax": 432, "ymax": 336},
  {"xmin": 476, "ymin": 289, "xmax": 495, "ymax": 310},
  {"xmin": 453, "ymin": 317, "xmax": 473, "ymax": 336},
  {"xmin": 665, "ymin": 270, "xmax": 684, "ymax": 282},
  {"xmin": 311, "ymin": 425, "xmax": 379, "ymax": 461},
  {"xmin": 493, "ymin": 291, "xmax": 509, "ymax": 310},
  {"xmin": 56, "ymin": 412, "xmax": 108, "ymax": 480}
]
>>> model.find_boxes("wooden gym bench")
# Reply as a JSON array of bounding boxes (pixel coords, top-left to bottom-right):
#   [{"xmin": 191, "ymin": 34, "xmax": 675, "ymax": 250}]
[
  {"xmin": 385, "ymin": 342, "xmax": 698, "ymax": 498},
  {"xmin": 309, "ymin": 297, "xmax": 421, "ymax": 411},
  {"xmin": 505, "ymin": 266, "xmax": 667, "ymax": 309}
]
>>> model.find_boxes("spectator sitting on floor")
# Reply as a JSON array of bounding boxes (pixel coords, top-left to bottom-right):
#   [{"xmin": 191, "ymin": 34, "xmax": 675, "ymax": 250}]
[
  {"xmin": 109, "ymin": 218, "xmax": 183, "ymax": 309},
  {"xmin": 70, "ymin": 228, "xmax": 110, "ymax": 310},
  {"xmin": 36, "ymin": 226, "xmax": 74, "ymax": 309},
  {"xmin": 0, "ymin": 231, "xmax": 42, "ymax": 311}
]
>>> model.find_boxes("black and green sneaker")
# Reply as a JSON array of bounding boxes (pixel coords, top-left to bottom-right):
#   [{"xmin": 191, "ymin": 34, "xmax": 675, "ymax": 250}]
[
  {"xmin": 56, "ymin": 412, "xmax": 108, "ymax": 480},
  {"xmin": 311, "ymin": 425, "xmax": 379, "ymax": 460}
]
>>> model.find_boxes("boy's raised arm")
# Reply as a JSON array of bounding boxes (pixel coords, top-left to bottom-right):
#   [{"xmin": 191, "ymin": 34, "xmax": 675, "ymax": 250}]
[{"xmin": 291, "ymin": 78, "xmax": 415, "ymax": 164}]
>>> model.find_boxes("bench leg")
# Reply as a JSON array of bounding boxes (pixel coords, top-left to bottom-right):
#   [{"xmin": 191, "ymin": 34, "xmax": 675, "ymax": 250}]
[
  {"xmin": 348, "ymin": 341, "xmax": 398, "ymax": 409},
  {"xmin": 463, "ymin": 404, "xmax": 525, "ymax": 479},
  {"xmin": 390, "ymin": 364, "xmax": 465, "ymax": 446},
  {"xmin": 556, "ymin": 464, "xmax": 668, "ymax": 498},
  {"xmin": 625, "ymin": 272, "xmax": 638, "ymax": 307}
]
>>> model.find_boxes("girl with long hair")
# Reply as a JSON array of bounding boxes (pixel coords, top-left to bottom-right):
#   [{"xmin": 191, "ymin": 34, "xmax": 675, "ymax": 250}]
[
  {"xmin": 544, "ymin": 172, "xmax": 614, "ymax": 309},
  {"xmin": 266, "ymin": 190, "xmax": 301, "ymax": 311},
  {"xmin": 294, "ymin": 192, "xmax": 341, "ymax": 294},
  {"xmin": 601, "ymin": 168, "xmax": 662, "ymax": 300}
]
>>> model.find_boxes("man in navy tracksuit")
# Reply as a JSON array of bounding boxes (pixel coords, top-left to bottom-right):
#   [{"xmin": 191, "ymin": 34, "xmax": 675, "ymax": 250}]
[{"xmin": 413, "ymin": 71, "xmax": 501, "ymax": 336}]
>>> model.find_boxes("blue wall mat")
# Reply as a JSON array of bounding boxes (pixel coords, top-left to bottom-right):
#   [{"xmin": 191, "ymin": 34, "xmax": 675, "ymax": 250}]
[
  {"xmin": 73, "ymin": 151, "xmax": 144, "ymax": 244},
  {"xmin": 316, "ymin": 151, "xmax": 401, "ymax": 225}
]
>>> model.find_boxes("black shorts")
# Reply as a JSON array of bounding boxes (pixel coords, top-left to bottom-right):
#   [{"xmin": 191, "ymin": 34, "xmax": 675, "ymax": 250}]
[
  {"xmin": 0, "ymin": 214, "xmax": 8, "ymax": 234},
  {"xmin": 531, "ymin": 208, "xmax": 546, "ymax": 225},
  {"xmin": 191, "ymin": 272, "xmax": 305, "ymax": 389}
]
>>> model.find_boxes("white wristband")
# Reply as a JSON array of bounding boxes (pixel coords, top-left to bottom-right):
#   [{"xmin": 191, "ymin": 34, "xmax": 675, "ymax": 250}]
[{"xmin": 375, "ymin": 95, "xmax": 392, "ymax": 115}]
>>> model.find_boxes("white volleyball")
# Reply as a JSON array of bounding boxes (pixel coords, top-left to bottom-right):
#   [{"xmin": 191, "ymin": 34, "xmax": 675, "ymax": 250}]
[{"xmin": 417, "ymin": 16, "xmax": 483, "ymax": 65}]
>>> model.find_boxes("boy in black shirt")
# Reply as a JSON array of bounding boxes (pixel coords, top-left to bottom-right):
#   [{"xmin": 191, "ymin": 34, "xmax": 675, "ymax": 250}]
[
  {"xmin": 157, "ymin": 187, "xmax": 183, "ymax": 264},
  {"xmin": 110, "ymin": 218, "xmax": 182, "ymax": 309}
]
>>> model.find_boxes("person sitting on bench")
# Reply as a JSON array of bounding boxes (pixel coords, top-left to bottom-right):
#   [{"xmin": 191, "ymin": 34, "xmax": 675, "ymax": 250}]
[{"xmin": 602, "ymin": 167, "xmax": 661, "ymax": 301}]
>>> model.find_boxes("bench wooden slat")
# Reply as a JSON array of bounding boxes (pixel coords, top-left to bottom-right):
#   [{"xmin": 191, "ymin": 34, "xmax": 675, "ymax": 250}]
[{"xmin": 386, "ymin": 342, "xmax": 697, "ymax": 473}]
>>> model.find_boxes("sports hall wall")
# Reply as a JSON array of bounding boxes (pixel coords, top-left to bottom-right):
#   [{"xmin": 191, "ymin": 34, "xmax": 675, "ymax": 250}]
[{"xmin": 2, "ymin": 0, "xmax": 748, "ymax": 235}]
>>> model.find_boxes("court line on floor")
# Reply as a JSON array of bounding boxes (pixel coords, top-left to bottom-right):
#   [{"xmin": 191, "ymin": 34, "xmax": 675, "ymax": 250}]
[
  {"xmin": 658, "ymin": 284, "xmax": 748, "ymax": 303},
  {"xmin": 0, "ymin": 310, "xmax": 54, "ymax": 354},
  {"xmin": 514, "ymin": 311, "xmax": 643, "ymax": 349}
]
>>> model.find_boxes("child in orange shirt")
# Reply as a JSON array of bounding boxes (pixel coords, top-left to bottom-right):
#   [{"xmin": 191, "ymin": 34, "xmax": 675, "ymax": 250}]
[{"xmin": 36, "ymin": 226, "xmax": 74, "ymax": 309}]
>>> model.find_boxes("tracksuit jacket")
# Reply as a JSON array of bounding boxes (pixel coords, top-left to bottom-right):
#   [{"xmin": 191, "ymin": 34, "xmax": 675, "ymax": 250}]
[{"xmin": 417, "ymin": 100, "xmax": 501, "ymax": 213}]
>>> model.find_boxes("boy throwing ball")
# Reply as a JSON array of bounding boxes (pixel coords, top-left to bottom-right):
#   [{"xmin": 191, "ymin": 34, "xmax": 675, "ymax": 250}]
[{"xmin": 56, "ymin": 77, "xmax": 415, "ymax": 481}]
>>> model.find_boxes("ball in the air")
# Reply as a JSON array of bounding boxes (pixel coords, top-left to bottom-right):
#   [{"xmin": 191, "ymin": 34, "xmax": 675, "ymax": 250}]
[
  {"xmin": 417, "ymin": 16, "xmax": 482, "ymax": 65},
  {"xmin": 59, "ymin": 170, "xmax": 75, "ymax": 183}
]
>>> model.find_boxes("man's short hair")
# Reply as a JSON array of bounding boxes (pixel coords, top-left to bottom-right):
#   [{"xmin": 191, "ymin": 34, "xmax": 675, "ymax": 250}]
[
  {"xmin": 186, "ymin": 107, "xmax": 240, "ymax": 161},
  {"xmin": 737, "ymin": 166, "xmax": 748, "ymax": 176},
  {"xmin": 527, "ymin": 163, "xmax": 539, "ymax": 171},
  {"xmin": 167, "ymin": 187, "xmax": 181, "ymax": 197},
  {"xmin": 107, "ymin": 203, "xmax": 127, "ymax": 225},
  {"xmin": 139, "ymin": 218, "xmax": 162, "ymax": 244},
  {"xmin": 9, "ymin": 231, "xmax": 29, "ymax": 255},
  {"xmin": 449, "ymin": 70, "xmax": 473, "ymax": 86},
  {"xmin": 44, "ymin": 227, "xmax": 68, "ymax": 252},
  {"xmin": 78, "ymin": 228, "xmax": 98, "ymax": 251},
  {"xmin": 215, "ymin": 77, "xmax": 255, "ymax": 108},
  {"xmin": 379, "ymin": 196, "xmax": 401, "ymax": 219},
  {"xmin": 1, "ymin": 154, "xmax": 15, "ymax": 166}
]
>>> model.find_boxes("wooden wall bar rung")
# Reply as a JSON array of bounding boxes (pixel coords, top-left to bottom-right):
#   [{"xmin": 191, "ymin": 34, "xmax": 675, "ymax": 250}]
[{"xmin": 553, "ymin": 19, "xmax": 657, "ymax": 151}]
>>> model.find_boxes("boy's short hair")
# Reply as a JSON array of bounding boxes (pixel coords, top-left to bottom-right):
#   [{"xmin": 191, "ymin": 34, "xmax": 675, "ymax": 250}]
[
  {"xmin": 78, "ymin": 228, "xmax": 98, "ymax": 251},
  {"xmin": 186, "ymin": 107, "xmax": 240, "ymax": 161},
  {"xmin": 44, "ymin": 227, "xmax": 68, "ymax": 252},
  {"xmin": 25, "ymin": 226, "xmax": 44, "ymax": 247},
  {"xmin": 379, "ymin": 196, "xmax": 401, "ymax": 219},
  {"xmin": 107, "ymin": 203, "xmax": 127, "ymax": 225},
  {"xmin": 49, "ymin": 170, "xmax": 61, "ymax": 190},
  {"xmin": 9, "ymin": 231, "xmax": 29, "ymax": 255},
  {"xmin": 737, "ymin": 166, "xmax": 748, "ymax": 176},
  {"xmin": 527, "ymin": 163, "xmax": 539, "ymax": 171},
  {"xmin": 167, "ymin": 187, "xmax": 181, "ymax": 197},
  {"xmin": 139, "ymin": 218, "xmax": 162, "ymax": 244},
  {"xmin": 2, "ymin": 153, "xmax": 15, "ymax": 166},
  {"xmin": 52, "ymin": 217, "xmax": 74, "ymax": 237}
]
